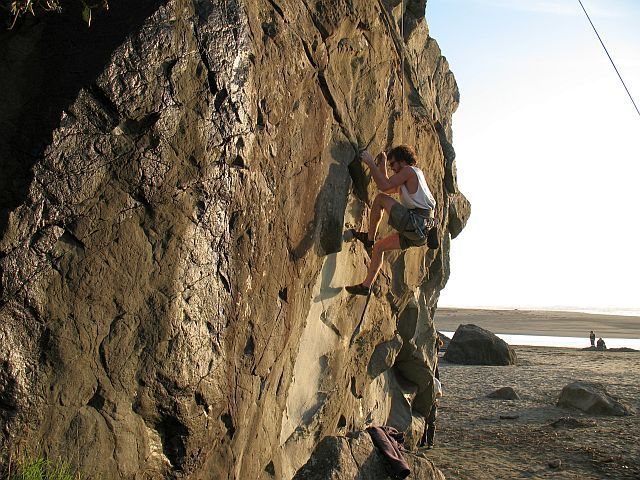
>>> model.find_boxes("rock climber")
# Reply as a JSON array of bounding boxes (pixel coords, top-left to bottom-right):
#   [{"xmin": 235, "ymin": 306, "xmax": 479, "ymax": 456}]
[{"xmin": 346, "ymin": 145, "xmax": 436, "ymax": 296}]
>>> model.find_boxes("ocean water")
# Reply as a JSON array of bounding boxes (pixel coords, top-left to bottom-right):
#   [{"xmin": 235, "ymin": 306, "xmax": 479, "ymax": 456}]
[
  {"xmin": 567, "ymin": 307, "xmax": 640, "ymax": 317},
  {"xmin": 438, "ymin": 305, "xmax": 640, "ymax": 317},
  {"xmin": 440, "ymin": 331, "xmax": 640, "ymax": 350}
]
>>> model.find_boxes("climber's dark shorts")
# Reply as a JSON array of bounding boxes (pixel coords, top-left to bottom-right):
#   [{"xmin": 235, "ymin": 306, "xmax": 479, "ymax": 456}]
[{"xmin": 388, "ymin": 203, "xmax": 433, "ymax": 250}]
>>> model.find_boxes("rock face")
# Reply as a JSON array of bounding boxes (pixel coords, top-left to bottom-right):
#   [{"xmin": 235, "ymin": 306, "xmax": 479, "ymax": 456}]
[
  {"xmin": 444, "ymin": 324, "xmax": 517, "ymax": 366},
  {"xmin": 293, "ymin": 431, "xmax": 445, "ymax": 480},
  {"xmin": 557, "ymin": 382, "xmax": 634, "ymax": 416},
  {"xmin": 0, "ymin": 0, "xmax": 467, "ymax": 478}
]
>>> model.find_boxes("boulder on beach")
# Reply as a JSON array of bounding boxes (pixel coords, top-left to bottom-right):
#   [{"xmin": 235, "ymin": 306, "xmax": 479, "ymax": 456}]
[
  {"xmin": 443, "ymin": 324, "xmax": 517, "ymax": 365},
  {"xmin": 293, "ymin": 431, "xmax": 445, "ymax": 480},
  {"xmin": 487, "ymin": 386, "xmax": 520, "ymax": 400},
  {"xmin": 582, "ymin": 346, "xmax": 638, "ymax": 352},
  {"xmin": 557, "ymin": 382, "xmax": 634, "ymax": 416}
]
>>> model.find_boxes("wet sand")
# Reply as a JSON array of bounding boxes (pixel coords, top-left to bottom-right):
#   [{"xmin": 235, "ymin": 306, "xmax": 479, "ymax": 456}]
[
  {"xmin": 420, "ymin": 346, "xmax": 640, "ymax": 479},
  {"xmin": 434, "ymin": 308, "xmax": 640, "ymax": 339}
]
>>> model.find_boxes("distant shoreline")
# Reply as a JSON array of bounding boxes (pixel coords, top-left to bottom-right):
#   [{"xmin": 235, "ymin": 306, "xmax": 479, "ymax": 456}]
[
  {"xmin": 438, "ymin": 306, "xmax": 640, "ymax": 317},
  {"xmin": 435, "ymin": 307, "xmax": 640, "ymax": 339}
]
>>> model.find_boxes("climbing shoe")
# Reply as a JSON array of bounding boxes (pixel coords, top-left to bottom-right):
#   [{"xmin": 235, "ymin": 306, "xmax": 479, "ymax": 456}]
[
  {"xmin": 348, "ymin": 229, "xmax": 374, "ymax": 257},
  {"xmin": 345, "ymin": 283, "xmax": 371, "ymax": 296}
]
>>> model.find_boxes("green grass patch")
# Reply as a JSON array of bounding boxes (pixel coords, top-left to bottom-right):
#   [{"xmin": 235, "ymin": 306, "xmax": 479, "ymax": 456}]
[{"xmin": 9, "ymin": 457, "xmax": 82, "ymax": 480}]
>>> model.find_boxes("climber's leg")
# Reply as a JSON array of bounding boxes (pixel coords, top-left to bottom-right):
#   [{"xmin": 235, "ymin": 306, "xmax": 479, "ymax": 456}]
[
  {"xmin": 362, "ymin": 233, "xmax": 401, "ymax": 287},
  {"xmin": 368, "ymin": 193, "xmax": 399, "ymax": 241},
  {"xmin": 426, "ymin": 402, "xmax": 438, "ymax": 447},
  {"xmin": 345, "ymin": 233, "xmax": 401, "ymax": 296},
  {"xmin": 345, "ymin": 196, "xmax": 404, "ymax": 296},
  {"xmin": 419, "ymin": 401, "xmax": 438, "ymax": 448}
]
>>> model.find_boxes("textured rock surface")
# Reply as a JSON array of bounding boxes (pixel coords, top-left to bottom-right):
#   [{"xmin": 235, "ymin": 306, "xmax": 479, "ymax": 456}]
[
  {"xmin": 549, "ymin": 417, "xmax": 598, "ymax": 429},
  {"xmin": 487, "ymin": 386, "xmax": 520, "ymax": 400},
  {"xmin": 557, "ymin": 382, "xmax": 634, "ymax": 416},
  {"xmin": 292, "ymin": 431, "xmax": 445, "ymax": 480},
  {"xmin": 0, "ymin": 0, "xmax": 467, "ymax": 478},
  {"xmin": 443, "ymin": 324, "xmax": 517, "ymax": 366}
]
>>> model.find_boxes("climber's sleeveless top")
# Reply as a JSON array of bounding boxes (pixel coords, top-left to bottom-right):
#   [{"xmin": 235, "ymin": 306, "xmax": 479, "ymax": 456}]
[{"xmin": 399, "ymin": 166, "xmax": 435, "ymax": 211}]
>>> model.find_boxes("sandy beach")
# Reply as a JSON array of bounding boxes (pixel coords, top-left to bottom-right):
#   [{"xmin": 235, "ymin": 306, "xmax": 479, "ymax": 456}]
[
  {"xmin": 435, "ymin": 308, "xmax": 640, "ymax": 339},
  {"xmin": 418, "ymin": 309, "xmax": 640, "ymax": 479}
]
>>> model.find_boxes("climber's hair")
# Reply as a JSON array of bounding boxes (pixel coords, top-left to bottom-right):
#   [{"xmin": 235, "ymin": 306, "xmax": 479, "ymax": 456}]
[{"xmin": 387, "ymin": 145, "xmax": 417, "ymax": 166}]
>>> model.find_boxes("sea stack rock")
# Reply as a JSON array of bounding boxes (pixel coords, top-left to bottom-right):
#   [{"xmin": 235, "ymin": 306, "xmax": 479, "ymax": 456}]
[
  {"xmin": 444, "ymin": 324, "xmax": 517, "ymax": 365},
  {"xmin": 0, "ymin": 0, "xmax": 468, "ymax": 478}
]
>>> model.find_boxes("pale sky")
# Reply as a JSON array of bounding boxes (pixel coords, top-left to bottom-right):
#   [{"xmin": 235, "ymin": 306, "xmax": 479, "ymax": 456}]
[{"xmin": 427, "ymin": 0, "xmax": 640, "ymax": 313}]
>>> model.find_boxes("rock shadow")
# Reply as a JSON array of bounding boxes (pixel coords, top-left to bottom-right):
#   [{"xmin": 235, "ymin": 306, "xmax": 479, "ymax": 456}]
[
  {"xmin": 291, "ymin": 141, "xmax": 355, "ymax": 259},
  {"xmin": 315, "ymin": 253, "xmax": 343, "ymax": 302},
  {"xmin": 0, "ymin": 0, "xmax": 162, "ymax": 234},
  {"xmin": 393, "ymin": 300, "xmax": 434, "ymax": 417}
]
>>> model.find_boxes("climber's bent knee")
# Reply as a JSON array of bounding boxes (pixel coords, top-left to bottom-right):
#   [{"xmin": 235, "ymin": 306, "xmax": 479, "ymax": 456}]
[{"xmin": 374, "ymin": 193, "xmax": 399, "ymax": 214}]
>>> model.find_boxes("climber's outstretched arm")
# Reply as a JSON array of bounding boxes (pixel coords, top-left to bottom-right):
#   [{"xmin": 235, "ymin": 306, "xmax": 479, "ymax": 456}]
[
  {"xmin": 361, "ymin": 150, "xmax": 410, "ymax": 192},
  {"xmin": 376, "ymin": 151, "xmax": 398, "ymax": 194}
]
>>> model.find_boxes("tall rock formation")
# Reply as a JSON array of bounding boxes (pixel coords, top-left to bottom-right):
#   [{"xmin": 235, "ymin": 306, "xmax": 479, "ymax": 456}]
[{"xmin": 0, "ymin": 0, "xmax": 470, "ymax": 478}]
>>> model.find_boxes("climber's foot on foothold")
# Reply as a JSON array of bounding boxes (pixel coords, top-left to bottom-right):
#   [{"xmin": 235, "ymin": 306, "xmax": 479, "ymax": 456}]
[
  {"xmin": 345, "ymin": 283, "xmax": 371, "ymax": 296},
  {"xmin": 348, "ymin": 229, "xmax": 374, "ymax": 257}
]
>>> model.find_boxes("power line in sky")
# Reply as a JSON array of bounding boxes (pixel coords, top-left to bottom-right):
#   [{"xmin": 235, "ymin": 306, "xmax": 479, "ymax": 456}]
[{"xmin": 577, "ymin": 0, "xmax": 640, "ymax": 120}]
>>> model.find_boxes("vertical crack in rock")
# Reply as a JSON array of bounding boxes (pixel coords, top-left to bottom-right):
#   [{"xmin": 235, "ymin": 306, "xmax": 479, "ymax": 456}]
[
  {"xmin": 317, "ymin": 71, "xmax": 357, "ymax": 149},
  {"xmin": 300, "ymin": 39, "xmax": 318, "ymax": 69},
  {"xmin": 266, "ymin": 0, "xmax": 285, "ymax": 20},
  {"xmin": 301, "ymin": 0, "xmax": 332, "ymax": 40}
]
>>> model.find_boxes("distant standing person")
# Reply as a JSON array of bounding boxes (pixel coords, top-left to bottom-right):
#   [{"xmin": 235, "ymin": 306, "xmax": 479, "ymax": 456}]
[
  {"xmin": 596, "ymin": 337, "xmax": 607, "ymax": 350},
  {"xmin": 590, "ymin": 331, "xmax": 596, "ymax": 347},
  {"xmin": 420, "ymin": 337, "xmax": 444, "ymax": 449}
]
